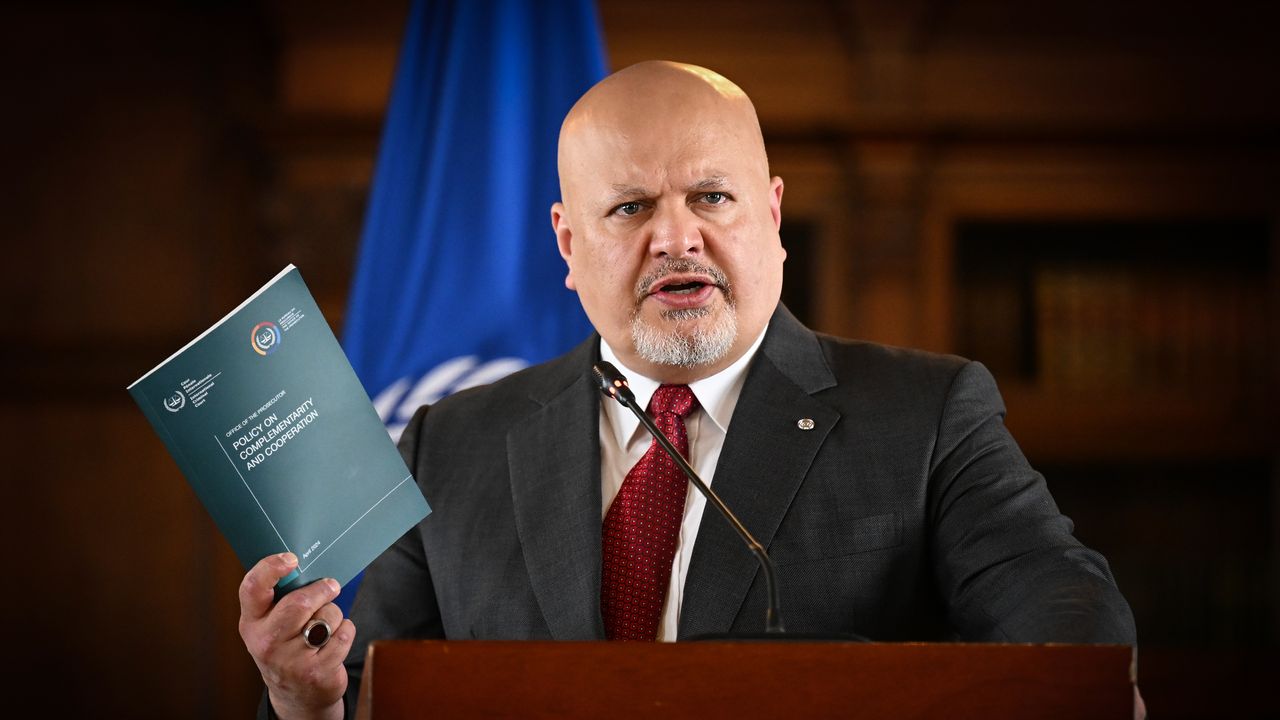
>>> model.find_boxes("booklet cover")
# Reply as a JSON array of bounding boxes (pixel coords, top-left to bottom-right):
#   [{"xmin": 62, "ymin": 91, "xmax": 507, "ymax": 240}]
[{"xmin": 128, "ymin": 265, "xmax": 430, "ymax": 594}]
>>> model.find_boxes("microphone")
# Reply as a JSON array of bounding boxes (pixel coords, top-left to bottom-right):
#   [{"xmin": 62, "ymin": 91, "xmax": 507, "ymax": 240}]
[{"xmin": 592, "ymin": 361, "xmax": 785, "ymax": 635}]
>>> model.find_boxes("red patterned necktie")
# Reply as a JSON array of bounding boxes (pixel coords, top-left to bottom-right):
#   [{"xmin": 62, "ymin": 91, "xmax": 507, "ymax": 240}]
[{"xmin": 601, "ymin": 384, "xmax": 699, "ymax": 641}]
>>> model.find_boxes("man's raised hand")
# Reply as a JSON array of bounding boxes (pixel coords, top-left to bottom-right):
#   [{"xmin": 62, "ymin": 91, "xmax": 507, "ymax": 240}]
[{"xmin": 238, "ymin": 553, "xmax": 355, "ymax": 720}]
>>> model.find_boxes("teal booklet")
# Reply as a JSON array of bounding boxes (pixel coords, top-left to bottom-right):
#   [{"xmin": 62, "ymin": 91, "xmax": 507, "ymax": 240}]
[{"xmin": 128, "ymin": 265, "xmax": 429, "ymax": 594}]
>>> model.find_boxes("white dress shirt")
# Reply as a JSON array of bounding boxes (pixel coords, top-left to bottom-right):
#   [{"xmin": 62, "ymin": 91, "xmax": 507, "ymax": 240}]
[{"xmin": 598, "ymin": 329, "xmax": 767, "ymax": 641}]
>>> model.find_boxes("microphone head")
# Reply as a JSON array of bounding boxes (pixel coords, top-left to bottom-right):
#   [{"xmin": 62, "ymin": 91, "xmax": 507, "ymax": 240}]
[{"xmin": 591, "ymin": 361, "xmax": 632, "ymax": 404}]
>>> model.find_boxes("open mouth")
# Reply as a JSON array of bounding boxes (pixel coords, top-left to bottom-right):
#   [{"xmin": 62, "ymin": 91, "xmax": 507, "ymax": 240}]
[
  {"xmin": 646, "ymin": 274, "xmax": 719, "ymax": 309},
  {"xmin": 647, "ymin": 273, "xmax": 718, "ymax": 296},
  {"xmin": 636, "ymin": 259, "xmax": 732, "ymax": 312},
  {"xmin": 660, "ymin": 280, "xmax": 708, "ymax": 295}
]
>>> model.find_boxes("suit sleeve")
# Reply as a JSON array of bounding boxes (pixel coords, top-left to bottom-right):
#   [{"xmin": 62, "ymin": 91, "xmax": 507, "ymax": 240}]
[{"xmin": 927, "ymin": 361, "xmax": 1137, "ymax": 643}]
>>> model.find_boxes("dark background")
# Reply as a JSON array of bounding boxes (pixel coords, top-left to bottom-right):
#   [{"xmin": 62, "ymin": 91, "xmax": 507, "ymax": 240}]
[{"xmin": 2, "ymin": 1, "xmax": 1275, "ymax": 717}]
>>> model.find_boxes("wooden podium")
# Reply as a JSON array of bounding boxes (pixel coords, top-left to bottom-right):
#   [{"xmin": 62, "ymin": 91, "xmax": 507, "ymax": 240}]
[{"xmin": 355, "ymin": 640, "xmax": 1134, "ymax": 719}]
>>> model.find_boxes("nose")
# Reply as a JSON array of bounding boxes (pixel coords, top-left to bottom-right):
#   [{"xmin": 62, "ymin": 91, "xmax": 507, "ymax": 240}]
[{"xmin": 648, "ymin": 202, "xmax": 703, "ymax": 259}]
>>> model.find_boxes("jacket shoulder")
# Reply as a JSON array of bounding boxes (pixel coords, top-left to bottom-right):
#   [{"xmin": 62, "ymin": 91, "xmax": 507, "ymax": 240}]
[{"xmin": 814, "ymin": 333, "xmax": 971, "ymax": 391}]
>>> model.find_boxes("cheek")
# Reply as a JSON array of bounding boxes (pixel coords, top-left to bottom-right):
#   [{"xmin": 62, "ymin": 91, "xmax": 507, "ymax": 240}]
[
  {"xmin": 575, "ymin": 238, "xmax": 635, "ymax": 302},
  {"xmin": 723, "ymin": 227, "xmax": 784, "ymax": 295}
]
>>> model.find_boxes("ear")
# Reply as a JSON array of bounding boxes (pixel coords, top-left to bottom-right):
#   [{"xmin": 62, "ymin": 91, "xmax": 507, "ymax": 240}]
[
  {"xmin": 550, "ymin": 201, "xmax": 577, "ymax": 290},
  {"xmin": 768, "ymin": 176, "xmax": 784, "ymax": 231}
]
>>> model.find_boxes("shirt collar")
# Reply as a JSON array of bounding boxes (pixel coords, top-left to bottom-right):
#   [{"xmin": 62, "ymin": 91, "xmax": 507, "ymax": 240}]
[{"xmin": 599, "ymin": 326, "xmax": 768, "ymax": 450}]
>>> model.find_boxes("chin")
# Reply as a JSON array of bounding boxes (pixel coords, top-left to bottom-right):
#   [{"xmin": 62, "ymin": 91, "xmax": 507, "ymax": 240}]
[{"xmin": 632, "ymin": 304, "xmax": 738, "ymax": 369}]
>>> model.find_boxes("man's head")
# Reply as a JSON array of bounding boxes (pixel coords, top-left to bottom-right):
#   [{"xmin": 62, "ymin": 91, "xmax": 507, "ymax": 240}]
[{"xmin": 551, "ymin": 61, "xmax": 785, "ymax": 384}]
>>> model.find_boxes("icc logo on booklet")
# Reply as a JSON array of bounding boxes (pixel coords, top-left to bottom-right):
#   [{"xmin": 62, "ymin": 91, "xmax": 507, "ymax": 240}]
[
  {"xmin": 251, "ymin": 321, "xmax": 282, "ymax": 356},
  {"xmin": 163, "ymin": 391, "xmax": 186, "ymax": 413}
]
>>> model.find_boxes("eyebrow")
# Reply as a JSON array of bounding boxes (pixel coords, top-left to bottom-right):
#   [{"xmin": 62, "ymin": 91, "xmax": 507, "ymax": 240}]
[
  {"xmin": 606, "ymin": 185, "xmax": 651, "ymax": 205},
  {"xmin": 686, "ymin": 175, "xmax": 729, "ymax": 192},
  {"xmin": 602, "ymin": 175, "xmax": 733, "ymax": 209}
]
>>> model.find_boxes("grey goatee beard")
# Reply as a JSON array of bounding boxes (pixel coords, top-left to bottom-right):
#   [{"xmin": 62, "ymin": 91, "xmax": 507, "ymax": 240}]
[{"xmin": 630, "ymin": 259, "xmax": 737, "ymax": 369}]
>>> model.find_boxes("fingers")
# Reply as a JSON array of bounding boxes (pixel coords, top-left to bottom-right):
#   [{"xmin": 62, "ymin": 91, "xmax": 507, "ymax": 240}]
[
  {"xmin": 239, "ymin": 552, "xmax": 298, "ymax": 624},
  {"xmin": 263, "ymin": 577, "xmax": 342, "ymax": 646},
  {"xmin": 315, "ymin": 617, "xmax": 357, "ymax": 667},
  {"xmin": 311, "ymin": 601, "xmax": 344, "ymax": 633}
]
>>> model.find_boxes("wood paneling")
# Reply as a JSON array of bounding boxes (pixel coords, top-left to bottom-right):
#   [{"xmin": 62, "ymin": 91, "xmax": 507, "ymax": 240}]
[
  {"xmin": 3, "ymin": 1, "xmax": 1276, "ymax": 717},
  {"xmin": 4, "ymin": 403, "xmax": 257, "ymax": 718}
]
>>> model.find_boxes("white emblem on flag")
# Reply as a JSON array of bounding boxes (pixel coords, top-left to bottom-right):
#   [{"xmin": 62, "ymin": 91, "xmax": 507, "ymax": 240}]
[{"xmin": 373, "ymin": 356, "xmax": 529, "ymax": 441}]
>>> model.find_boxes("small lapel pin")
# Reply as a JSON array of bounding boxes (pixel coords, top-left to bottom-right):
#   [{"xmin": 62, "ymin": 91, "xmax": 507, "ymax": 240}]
[{"xmin": 797, "ymin": 418, "xmax": 815, "ymax": 431}]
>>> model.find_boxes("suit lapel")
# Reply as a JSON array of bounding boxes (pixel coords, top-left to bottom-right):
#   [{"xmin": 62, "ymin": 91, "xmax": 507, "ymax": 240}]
[
  {"xmin": 678, "ymin": 307, "xmax": 840, "ymax": 638},
  {"xmin": 506, "ymin": 339, "xmax": 606, "ymax": 640}
]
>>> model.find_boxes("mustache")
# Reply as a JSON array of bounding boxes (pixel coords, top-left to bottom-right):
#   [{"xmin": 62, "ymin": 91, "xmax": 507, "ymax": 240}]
[{"xmin": 633, "ymin": 258, "xmax": 732, "ymax": 302}]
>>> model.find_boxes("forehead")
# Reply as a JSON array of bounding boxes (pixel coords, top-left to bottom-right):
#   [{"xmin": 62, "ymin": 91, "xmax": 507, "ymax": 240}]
[{"xmin": 564, "ymin": 115, "xmax": 761, "ymax": 197}]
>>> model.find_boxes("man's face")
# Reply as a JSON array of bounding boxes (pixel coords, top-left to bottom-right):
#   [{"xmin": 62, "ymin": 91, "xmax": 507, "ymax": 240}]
[{"xmin": 552, "ymin": 102, "xmax": 785, "ymax": 383}]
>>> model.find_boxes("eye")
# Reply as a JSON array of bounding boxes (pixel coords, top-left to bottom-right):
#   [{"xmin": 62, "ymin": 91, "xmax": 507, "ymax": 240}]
[
  {"xmin": 701, "ymin": 192, "xmax": 729, "ymax": 205},
  {"xmin": 611, "ymin": 202, "xmax": 643, "ymax": 217}
]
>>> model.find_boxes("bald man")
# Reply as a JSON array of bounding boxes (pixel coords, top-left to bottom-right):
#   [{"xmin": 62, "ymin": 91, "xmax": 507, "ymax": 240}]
[{"xmin": 241, "ymin": 62, "xmax": 1136, "ymax": 720}]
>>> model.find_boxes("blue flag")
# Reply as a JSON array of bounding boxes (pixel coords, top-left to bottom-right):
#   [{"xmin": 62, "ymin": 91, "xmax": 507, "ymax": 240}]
[{"xmin": 337, "ymin": 0, "xmax": 608, "ymax": 610}]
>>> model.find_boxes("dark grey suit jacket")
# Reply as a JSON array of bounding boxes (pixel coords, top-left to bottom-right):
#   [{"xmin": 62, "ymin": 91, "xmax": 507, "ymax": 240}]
[{"xmin": 297, "ymin": 305, "xmax": 1134, "ymax": 717}]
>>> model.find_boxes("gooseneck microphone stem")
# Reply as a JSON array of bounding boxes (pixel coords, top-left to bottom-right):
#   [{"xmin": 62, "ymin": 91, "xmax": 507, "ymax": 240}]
[{"xmin": 593, "ymin": 362, "xmax": 785, "ymax": 635}]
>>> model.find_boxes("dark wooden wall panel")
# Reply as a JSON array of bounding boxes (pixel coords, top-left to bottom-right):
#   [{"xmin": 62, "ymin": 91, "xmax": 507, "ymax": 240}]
[
  {"xmin": 5, "ymin": 404, "xmax": 251, "ymax": 717},
  {"xmin": 2, "ymin": 1, "xmax": 1276, "ymax": 718}
]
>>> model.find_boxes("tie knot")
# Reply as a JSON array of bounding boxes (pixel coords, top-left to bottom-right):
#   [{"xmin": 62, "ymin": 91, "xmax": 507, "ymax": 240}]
[{"xmin": 649, "ymin": 384, "xmax": 697, "ymax": 418}]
